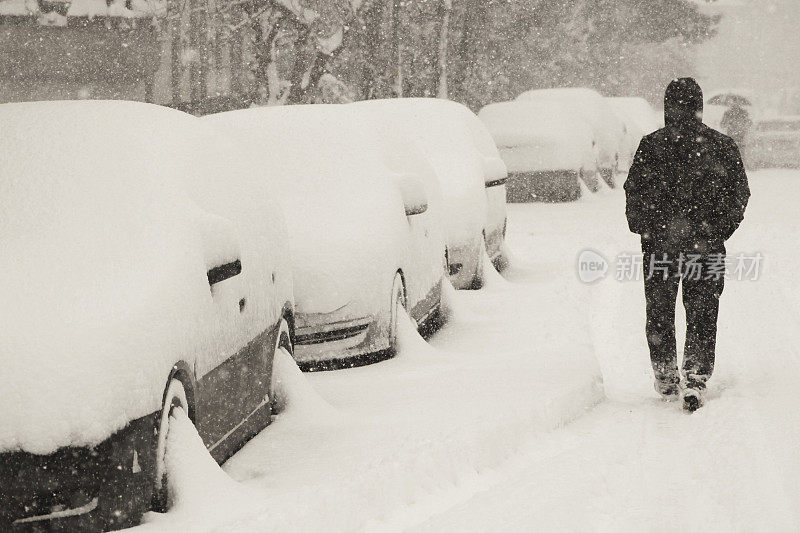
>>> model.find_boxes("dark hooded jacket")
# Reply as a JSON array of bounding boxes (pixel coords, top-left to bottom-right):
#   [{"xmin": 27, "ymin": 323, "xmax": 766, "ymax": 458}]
[{"xmin": 624, "ymin": 78, "xmax": 750, "ymax": 250}]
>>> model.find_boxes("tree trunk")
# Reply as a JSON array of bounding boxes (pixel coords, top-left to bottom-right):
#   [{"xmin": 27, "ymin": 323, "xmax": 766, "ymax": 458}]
[
  {"xmin": 169, "ymin": 0, "xmax": 181, "ymax": 103},
  {"xmin": 359, "ymin": 2, "xmax": 384, "ymax": 99},
  {"xmin": 436, "ymin": 0, "xmax": 451, "ymax": 99},
  {"xmin": 188, "ymin": 0, "xmax": 204, "ymax": 101},
  {"xmin": 229, "ymin": 6, "xmax": 244, "ymax": 98},
  {"xmin": 286, "ymin": 26, "xmax": 314, "ymax": 103},
  {"xmin": 251, "ymin": 10, "xmax": 283, "ymax": 103},
  {"xmin": 391, "ymin": 0, "xmax": 402, "ymax": 97},
  {"xmin": 450, "ymin": 0, "xmax": 486, "ymax": 103}
]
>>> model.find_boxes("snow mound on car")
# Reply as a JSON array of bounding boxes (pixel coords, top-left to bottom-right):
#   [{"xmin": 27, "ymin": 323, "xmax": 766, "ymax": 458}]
[
  {"xmin": 202, "ymin": 104, "xmax": 441, "ymax": 321},
  {"xmin": 516, "ymin": 88, "xmax": 626, "ymax": 170},
  {"xmin": 479, "ymin": 100, "xmax": 595, "ymax": 172},
  {"xmin": 0, "ymin": 101, "xmax": 233, "ymax": 454},
  {"xmin": 353, "ymin": 98, "xmax": 489, "ymax": 252}
]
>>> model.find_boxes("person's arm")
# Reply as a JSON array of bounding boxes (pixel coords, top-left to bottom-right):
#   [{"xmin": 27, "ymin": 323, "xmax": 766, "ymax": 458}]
[
  {"xmin": 624, "ymin": 137, "xmax": 653, "ymax": 236},
  {"xmin": 712, "ymin": 139, "xmax": 750, "ymax": 241}
]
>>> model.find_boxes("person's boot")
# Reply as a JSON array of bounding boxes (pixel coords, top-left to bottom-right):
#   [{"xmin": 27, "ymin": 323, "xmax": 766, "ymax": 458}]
[
  {"xmin": 682, "ymin": 387, "xmax": 703, "ymax": 412},
  {"xmin": 654, "ymin": 379, "xmax": 681, "ymax": 401}
]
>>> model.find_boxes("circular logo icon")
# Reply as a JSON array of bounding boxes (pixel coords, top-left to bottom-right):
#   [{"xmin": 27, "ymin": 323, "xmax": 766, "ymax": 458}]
[{"xmin": 577, "ymin": 249, "xmax": 608, "ymax": 283}]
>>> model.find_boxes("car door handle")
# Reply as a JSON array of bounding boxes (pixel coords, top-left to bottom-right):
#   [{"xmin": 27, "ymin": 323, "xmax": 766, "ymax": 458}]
[{"xmin": 207, "ymin": 259, "xmax": 242, "ymax": 287}]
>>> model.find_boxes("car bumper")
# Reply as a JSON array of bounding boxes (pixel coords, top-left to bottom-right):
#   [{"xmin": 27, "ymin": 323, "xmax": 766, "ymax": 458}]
[
  {"xmin": 293, "ymin": 315, "xmax": 387, "ymax": 364},
  {"xmin": 447, "ymin": 239, "xmax": 483, "ymax": 289},
  {"xmin": 0, "ymin": 412, "xmax": 158, "ymax": 532},
  {"xmin": 484, "ymin": 219, "xmax": 507, "ymax": 269}
]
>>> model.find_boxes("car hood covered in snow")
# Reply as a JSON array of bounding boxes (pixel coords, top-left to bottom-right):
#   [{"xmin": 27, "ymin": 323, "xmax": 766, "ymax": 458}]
[{"xmin": 0, "ymin": 101, "xmax": 235, "ymax": 454}]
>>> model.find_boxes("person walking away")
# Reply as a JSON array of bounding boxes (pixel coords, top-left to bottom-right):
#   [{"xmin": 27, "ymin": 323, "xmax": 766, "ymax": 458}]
[
  {"xmin": 720, "ymin": 102, "xmax": 752, "ymax": 148},
  {"xmin": 624, "ymin": 78, "xmax": 750, "ymax": 412}
]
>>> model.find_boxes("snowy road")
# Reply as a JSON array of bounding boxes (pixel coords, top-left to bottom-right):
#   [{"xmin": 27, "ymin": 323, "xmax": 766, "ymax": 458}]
[{"xmin": 138, "ymin": 169, "xmax": 800, "ymax": 532}]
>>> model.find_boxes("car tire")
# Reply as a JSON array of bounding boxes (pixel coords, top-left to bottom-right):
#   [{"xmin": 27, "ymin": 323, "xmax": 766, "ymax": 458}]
[
  {"xmin": 609, "ymin": 155, "xmax": 619, "ymax": 188},
  {"xmin": 470, "ymin": 245, "xmax": 485, "ymax": 290},
  {"xmin": 388, "ymin": 272, "xmax": 407, "ymax": 355},
  {"xmin": 270, "ymin": 318, "xmax": 293, "ymax": 414},
  {"xmin": 151, "ymin": 378, "xmax": 190, "ymax": 513},
  {"xmin": 579, "ymin": 167, "xmax": 600, "ymax": 193}
]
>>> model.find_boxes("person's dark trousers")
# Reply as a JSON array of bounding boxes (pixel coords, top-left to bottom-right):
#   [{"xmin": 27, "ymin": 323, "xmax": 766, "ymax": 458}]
[{"xmin": 642, "ymin": 240, "xmax": 725, "ymax": 392}]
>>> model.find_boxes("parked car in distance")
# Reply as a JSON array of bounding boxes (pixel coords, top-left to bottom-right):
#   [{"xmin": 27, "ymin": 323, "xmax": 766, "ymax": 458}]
[
  {"xmin": 203, "ymin": 104, "xmax": 446, "ymax": 369},
  {"xmin": 746, "ymin": 116, "xmax": 800, "ymax": 168},
  {"xmin": 353, "ymin": 97, "xmax": 506, "ymax": 288},
  {"xmin": 479, "ymin": 100, "xmax": 598, "ymax": 202},
  {"xmin": 516, "ymin": 87, "xmax": 625, "ymax": 188},
  {"xmin": 606, "ymin": 96, "xmax": 660, "ymax": 171},
  {"xmin": 0, "ymin": 101, "xmax": 293, "ymax": 531}
]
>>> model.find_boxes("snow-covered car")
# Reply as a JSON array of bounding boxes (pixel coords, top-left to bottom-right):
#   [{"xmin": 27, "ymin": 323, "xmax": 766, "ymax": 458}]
[
  {"xmin": 606, "ymin": 97, "xmax": 660, "ymax": 171},
  {"xmin": 203, "ymin": 104, "xmax": 446, "ymax": 368},
  {"xmin": 352, "ymin": 98, "xmax": 507, "ymax": 288},
  {"xmin": 479, "ymin": 100, "xmax": 598, "ymax": 202},
  {"xmin": 516, "ymin": 87, "xmax": 625, "ymax": 188},
  {"xmin": 0, "ymin": 101, "xmax": 294, "ymax": 530},
  {"xmin": 746, "ymin": 116, "xmax": 800, "ymax": 168}
]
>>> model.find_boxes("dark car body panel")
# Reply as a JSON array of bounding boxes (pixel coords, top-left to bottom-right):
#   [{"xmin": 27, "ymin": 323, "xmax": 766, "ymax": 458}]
[
  {"xmin": 0, "ymin": 318, "xmax": 286, "ymax": 531},
  {"xmin": 197, "ymin": 324, "xmax": 277, "ymax": 462},
  {"xmin": 0, "ymin": 411, "xmax": 158, "ymax": 531}
]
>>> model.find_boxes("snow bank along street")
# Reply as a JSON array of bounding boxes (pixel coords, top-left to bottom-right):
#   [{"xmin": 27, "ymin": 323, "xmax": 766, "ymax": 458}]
[{"xmin": 130, "ymin": 169, "xmax": 800, "ymax": 532}]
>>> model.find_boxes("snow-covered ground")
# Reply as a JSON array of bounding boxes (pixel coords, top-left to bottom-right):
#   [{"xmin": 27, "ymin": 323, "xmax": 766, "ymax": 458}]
[{"xmin": 136, "ymin": 169, "xmax": 800, "ymax": 532}]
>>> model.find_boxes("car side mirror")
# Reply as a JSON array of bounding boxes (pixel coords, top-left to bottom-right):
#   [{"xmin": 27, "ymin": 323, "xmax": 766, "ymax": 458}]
[
  {"xmin": 395, "ymin": 173, "xmax": 429, "ymax": 216},
  {"xmin": 196, "ymin": 210, "xmax": 243, "ymax": 289},
  {"xmin": 207, "ymin": 259, "xmax": 242, "ymax": 287},
  {"xmin": 481, "ymin": 156, "xmax": 508, "ymax": 187}
]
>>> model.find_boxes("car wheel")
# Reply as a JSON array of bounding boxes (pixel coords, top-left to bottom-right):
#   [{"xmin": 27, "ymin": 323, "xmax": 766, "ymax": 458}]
[
  {"xmin": 470, "ymin": 244, "xmax": 485, "ymax": 290},
  {"xmin": 609, "ymin": 155, "xmax": 619, "ymax": 188},
  {"xmin": 579, "ymin": 167, "xmax": 600, "ymax": 193},
  {"xmin": 389, "ymin": 272, "xmax": 407, "ymax": 354},
  {"xmin": 151, "ymin": 378, "xmax": 190, "ymax": 513},
  {"xmin": 270, "ymin": 318, "xmax": 293, "ymax": 414}
]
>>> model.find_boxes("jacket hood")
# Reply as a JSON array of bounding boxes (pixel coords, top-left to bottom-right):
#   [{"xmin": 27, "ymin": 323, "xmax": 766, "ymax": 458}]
[{"xmin": 664, "ymin": 77, "xmax": 703, "ymax": 128}]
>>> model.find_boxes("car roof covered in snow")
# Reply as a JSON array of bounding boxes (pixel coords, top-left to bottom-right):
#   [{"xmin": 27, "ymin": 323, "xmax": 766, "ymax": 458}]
[
  {"xmin": 478, "ymin": 100, "xmax": 593, "ymax": 148},
  {"xmin": 606, "ymin": 97, "xmax": 660, "ymax": 136}
]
